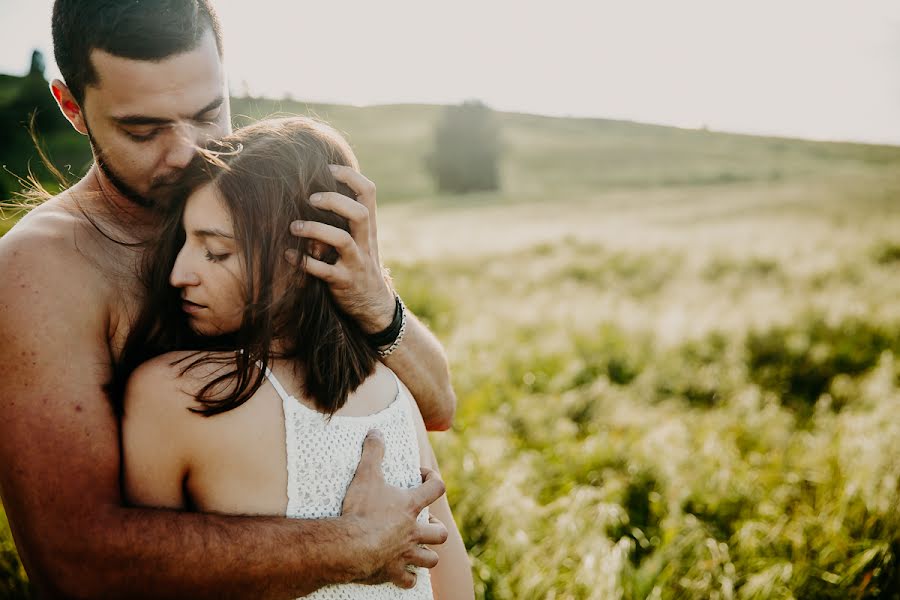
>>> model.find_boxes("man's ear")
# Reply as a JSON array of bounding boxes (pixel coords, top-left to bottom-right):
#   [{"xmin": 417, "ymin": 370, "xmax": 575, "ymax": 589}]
[{"xmin": 50, "ymin": 79, "xmax": 88, "ymax": 135}]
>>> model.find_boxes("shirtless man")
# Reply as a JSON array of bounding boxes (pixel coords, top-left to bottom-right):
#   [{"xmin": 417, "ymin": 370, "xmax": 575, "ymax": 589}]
[{"xmin": 0, "ymin": 1, "xmax": 457, "ymax": 598}]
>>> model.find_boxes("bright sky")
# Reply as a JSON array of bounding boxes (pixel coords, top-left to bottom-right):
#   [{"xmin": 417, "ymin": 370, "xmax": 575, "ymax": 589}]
[{"xmin": 1, "ymin": 0, "xmax": 898, "ymax": 145}]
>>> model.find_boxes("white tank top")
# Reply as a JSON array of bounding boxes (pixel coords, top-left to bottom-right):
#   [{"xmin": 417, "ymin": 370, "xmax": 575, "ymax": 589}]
[{"xmin": 259, "ymin": 363, "xmax": 434, "ymax": 599}]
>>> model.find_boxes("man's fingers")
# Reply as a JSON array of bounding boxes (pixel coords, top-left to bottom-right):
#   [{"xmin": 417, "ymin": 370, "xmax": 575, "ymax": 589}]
[
  {"xmin": 328, "ymin": 164, "xmax": 377, "ymax": 207},
  {"xmin": 301, "ymin": 254, "xmax": 343, "ymax": 284},
  {"xmin": 310, "ymin": 192, "xmax": 370, "ymax": 253},
  {"xmin": 291, "ymin": 220, "xmax": 357, "ymax": 257},
  {"xmin": 356, "ymin": 429, "xmax": 386, "ymax": 477},
  {"xmin": 409, "ymin": 467, "xmax": 446, "ymax": 510},
  {"xmin": 406, "ymin": 545, "xmax": 440, "ymax": 569},
  {"xmin": 391, "ymin": 568, "xmax": 417, "ymax": 590},
  {"xmin": 416, "ymin": 518, "xmax": 449, "ymax": 546},
  {"xmin": 311, "ymin": 191, "xmax": 368, "ymax": 220},
  {"xmin": 286, "ymin": 251, "xmax": 348, "ymax": 286}
]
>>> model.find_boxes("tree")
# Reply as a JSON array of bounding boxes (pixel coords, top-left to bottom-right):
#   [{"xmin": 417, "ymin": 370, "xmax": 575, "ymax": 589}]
[
  {"xmin": 29, "ymin": 50, "xmax": 46, "ymax": 79},
  {"xmin": 426, "ymin": 100, "xmax": 501, "ymax": 194},
  {"xmin": 9, "ymin": 49, "xmax": 63, "ymax": 134}
]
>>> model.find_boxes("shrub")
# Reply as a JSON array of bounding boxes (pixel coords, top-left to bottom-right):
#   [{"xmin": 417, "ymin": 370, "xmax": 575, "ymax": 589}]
[
  {"xmin": 746, "ymin": 316, "xmax": 900, "ymax": 413},
  {"xmin": 425, "ymin": 100, "xmax": 501, "ymax": 194}
]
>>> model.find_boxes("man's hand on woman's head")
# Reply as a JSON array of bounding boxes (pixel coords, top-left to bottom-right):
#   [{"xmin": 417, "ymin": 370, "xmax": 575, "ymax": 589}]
[
  {"xmin": 341, "ymin": 429, "xmax": 449, "ymax": 589},
  {"xmin": 285, "ymin": 165, "xmax": 396, "ymax": 334}
]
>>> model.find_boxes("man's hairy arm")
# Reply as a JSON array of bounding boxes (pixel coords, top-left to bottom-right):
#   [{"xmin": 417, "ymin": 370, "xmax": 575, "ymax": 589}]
[
  {"xmin": 379, "ymin": 312, "xmax": 456, "ymax": 431},
  {"xmin": 0, "ymin": 232, "xmax": 445, "ymax": 599}
]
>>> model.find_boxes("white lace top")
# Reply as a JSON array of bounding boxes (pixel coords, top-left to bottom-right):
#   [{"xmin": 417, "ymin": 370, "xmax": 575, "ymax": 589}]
[{"xmin": 259, "ymin": 363, "xmax": 433, "ymax": 600}]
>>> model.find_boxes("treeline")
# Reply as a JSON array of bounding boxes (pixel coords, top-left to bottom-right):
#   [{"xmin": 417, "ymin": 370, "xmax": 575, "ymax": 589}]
[{"xmin": 0, "ymin": 50, "xmax": 503, "ymax": 201}]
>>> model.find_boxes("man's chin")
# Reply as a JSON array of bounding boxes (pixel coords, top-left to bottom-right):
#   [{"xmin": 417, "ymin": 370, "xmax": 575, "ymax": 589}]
[{"xmin": 141, "ymin": 183, "xmax": 190, "ymax": 210}]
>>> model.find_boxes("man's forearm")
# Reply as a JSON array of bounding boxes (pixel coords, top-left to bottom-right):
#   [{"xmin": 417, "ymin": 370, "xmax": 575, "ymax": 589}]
[
  {"xmin": 39, "ymin": 505, "xmax": 368, "ymax": 600},
  {"xmin": 380, "ymin": 313, "xmax": 456, "ymax": 431}
]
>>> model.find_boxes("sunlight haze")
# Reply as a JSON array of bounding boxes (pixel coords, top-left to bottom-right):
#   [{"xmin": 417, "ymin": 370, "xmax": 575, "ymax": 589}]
[{"xmin": 1, "ymin": 0, "xmax": 897, "ymax": 145}]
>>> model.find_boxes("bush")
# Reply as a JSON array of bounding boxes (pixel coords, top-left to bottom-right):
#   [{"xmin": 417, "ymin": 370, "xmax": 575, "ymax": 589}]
[
  {"xmin": 425, "ymin": 100, "xmax": 501, "ymax": 194},
  {"xmin": 872, "ymin": 241, "xmax": 900, "ymax": 266},
  {"xmin": 746, "ymin": 316, "xmax": 900, "ymax": 413}
]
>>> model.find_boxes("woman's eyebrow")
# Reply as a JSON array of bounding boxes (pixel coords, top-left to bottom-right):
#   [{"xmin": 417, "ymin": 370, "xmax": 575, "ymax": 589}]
[{"xmin": 192, "ymin": 227, "xmax": 234, "ymax": 240}]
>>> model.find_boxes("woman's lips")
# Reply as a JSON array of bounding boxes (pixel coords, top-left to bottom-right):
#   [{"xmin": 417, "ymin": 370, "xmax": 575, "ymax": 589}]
[{"xmin": 182, "ymin": 300, "xmax": 206, "ymax": 314}]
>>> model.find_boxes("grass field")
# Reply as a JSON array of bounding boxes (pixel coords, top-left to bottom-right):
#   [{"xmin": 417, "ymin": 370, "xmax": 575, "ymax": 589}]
[{"xmin": 2, "ymin": 99, "xmax": 900, "ymax": 599}]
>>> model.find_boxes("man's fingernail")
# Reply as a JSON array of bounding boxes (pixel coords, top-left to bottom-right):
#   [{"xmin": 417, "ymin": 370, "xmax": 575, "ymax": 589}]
[
  {"xmin": 309, "ymin": 193, "xmax": 322, "ymax": 204},
  {"xmin": 367, "ymin": 429, "xmax": 383, "ymax": 441},
  {"xmin": 328, "ymin": 164, "xmax": 339, "ymax": 173},
  {"xmin": 291, "ymin": 220, "xmax": 304, "ymax": 233}
]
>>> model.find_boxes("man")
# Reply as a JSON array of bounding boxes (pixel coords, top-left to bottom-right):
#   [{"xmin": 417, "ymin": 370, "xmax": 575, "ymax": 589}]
[{"xmin": 0, "ymin": 1, "xmax": 458, "ymax": 598}]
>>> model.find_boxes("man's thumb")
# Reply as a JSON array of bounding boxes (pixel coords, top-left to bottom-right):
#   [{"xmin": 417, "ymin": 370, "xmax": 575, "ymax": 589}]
[{"xmin": 358, "ymin": 429, "xmax": 386, "ymax": 475}]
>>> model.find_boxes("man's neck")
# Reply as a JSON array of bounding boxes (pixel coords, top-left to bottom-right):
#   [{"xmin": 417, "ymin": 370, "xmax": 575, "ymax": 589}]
[{"xmin": 68, "ymin": 165, "xmax": 164, "ymax": 240}]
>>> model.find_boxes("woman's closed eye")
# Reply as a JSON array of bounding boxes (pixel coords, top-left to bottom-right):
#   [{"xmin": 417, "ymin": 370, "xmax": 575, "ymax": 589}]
[{"xmin": 205, "ymin": 249, "xmax": 231, "ymax": 263}]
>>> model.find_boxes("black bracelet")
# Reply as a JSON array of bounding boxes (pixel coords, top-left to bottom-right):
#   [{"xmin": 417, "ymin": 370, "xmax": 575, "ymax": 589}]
[{"xmin": 366, "ymin": 294, "xmax": 403, "ymax": 349}]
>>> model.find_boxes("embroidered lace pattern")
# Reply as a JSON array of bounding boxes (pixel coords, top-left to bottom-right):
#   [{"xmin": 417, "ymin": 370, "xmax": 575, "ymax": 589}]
[{"xmin": 259, "ymin": 364, "xmax": 433, "ymax": 600}]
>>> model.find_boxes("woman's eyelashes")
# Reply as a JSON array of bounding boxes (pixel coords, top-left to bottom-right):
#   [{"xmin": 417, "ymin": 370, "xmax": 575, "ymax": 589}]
[{"xmin": 205, "ymin": 249, "xmax": 231, "ymax": 263}]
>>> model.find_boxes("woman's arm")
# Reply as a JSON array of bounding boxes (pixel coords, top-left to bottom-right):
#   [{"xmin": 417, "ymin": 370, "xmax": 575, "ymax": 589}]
[
  {"xmin": 121, "ymin": 359, "xmax": 193, "ymax": 510},
  {"xmin": 400, "ymin": 380, "xmax": 474, "ymax": 600}
]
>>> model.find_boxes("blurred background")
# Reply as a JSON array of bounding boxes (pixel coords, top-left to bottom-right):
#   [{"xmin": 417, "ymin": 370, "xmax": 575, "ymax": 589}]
[{"xmin": 2, "ymin": 1, "xmax": 900, "ymax": 598}]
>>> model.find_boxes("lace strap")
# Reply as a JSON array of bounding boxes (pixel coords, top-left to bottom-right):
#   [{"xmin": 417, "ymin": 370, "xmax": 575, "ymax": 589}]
[
  {"xmin": 256, "ymin": 361, "xmax": 293, "ymax": 403},
  {"xmin": 388, "ymin": 369, "xmax": 412, "ymax": 416}
]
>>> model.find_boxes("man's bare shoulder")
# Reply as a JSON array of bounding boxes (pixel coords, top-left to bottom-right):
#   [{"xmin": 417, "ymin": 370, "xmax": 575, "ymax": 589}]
[{"xmin": 0, "ymin": 196, "xmax": 103, "ymax": 285}]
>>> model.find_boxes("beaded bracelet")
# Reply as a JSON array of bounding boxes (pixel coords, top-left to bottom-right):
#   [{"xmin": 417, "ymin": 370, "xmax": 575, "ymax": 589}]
[
  {"xmin": 378, "ymin": 301, "xmax": 407, "ymax": 357},
  {"xmin": 366, "ymin": 294, "xmax": 408, "ymax": 357}
]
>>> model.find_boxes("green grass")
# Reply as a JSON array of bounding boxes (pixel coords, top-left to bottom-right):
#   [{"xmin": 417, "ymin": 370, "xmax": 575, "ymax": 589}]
[{"xmin": 2, "ymin": 90, "xmax": 900, "ymax": 598}]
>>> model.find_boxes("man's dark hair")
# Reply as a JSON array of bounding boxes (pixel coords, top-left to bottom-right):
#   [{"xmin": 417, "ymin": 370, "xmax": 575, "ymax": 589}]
[{"xmin": 52, "ymin": 0, "xmax": 224, "ymax": 104}]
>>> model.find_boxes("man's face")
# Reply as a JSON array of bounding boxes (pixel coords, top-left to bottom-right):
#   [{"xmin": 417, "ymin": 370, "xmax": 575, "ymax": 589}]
[{"xmin": 80, "ymin": 29, "xmax": 231, "ymax": 208}]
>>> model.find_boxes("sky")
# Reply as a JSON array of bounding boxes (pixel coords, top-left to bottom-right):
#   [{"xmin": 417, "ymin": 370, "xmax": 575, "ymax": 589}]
[{"xmin": 1, "ymin": 0, "xmax": 898, "ymax": 145}]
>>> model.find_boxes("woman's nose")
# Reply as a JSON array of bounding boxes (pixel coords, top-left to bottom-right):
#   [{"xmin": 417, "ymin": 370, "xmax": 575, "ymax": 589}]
[{"xmin": 169, "ymin": 246, "xmax": 200, "ymax": 288}]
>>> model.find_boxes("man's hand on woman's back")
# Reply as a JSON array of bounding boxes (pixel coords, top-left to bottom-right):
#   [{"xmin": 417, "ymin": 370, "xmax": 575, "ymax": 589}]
[{"xmin": 341, "ymin": 429, "xmax": 449, "ymax": 589}]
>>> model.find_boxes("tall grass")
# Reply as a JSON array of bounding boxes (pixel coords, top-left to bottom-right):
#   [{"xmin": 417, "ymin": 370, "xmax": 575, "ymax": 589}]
[{"xmin": 2, "ymin": 101, "xmax": 900, "ymax": 598}]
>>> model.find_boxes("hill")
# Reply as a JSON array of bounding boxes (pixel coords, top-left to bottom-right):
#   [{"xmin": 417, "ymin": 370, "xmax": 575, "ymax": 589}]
[{"xmin": 2, "ymin": 69, "xmax": 899, "ymax": 207}]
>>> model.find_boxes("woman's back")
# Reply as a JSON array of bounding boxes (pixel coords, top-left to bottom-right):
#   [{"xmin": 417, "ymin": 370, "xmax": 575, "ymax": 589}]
[
  {"xmin": 124, "ymin": 354, "xmax": 433, "ymax": 598},
  {"xmin": 180, "ymin": 359, "xmax": 404, "ymax": 513}
]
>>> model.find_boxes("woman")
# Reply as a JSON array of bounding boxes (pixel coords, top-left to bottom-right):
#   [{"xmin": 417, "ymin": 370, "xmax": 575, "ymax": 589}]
[{"xmin": 119, "ymin": 117, "xmax": 473, "ymax": 599}]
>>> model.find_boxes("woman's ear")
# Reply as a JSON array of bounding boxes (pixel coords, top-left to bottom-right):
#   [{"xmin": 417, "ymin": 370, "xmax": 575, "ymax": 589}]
[{"xmin": 50, "ymin": 79, "xmax": 88, "ymax": 135}]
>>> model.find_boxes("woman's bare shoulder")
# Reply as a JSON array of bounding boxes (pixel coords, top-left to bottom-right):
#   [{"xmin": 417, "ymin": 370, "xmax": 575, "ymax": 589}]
[{"xmin": 124, "ymin": 351, "xmax": 239, "ymax": 416}]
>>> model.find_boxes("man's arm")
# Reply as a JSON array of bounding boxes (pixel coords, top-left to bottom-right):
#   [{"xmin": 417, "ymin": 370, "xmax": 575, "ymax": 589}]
[
  {"xmin": 378, "ymin": 313, "xmax": 455, "ymax": 430},
  {"xmin": 289, "ymin": 165, "xmax": 457, "ymax": 430},
  {"xmin": 0, "ymin": 231, "xmax": 446, "ymax": 599}
]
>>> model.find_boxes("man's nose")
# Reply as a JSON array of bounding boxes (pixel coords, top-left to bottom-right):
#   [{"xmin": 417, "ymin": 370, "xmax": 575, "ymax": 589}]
[
  {"xmin": 164, "ymin": 122, "xmax": 200, "ymax": 170},
  {"xmin": 170, "ymin": 246, "xmax": 200, "ymax": 288}
]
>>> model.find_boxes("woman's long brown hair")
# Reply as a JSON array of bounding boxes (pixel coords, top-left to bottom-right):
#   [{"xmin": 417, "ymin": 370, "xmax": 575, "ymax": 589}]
[{"xmin": 114, "ymin": 117, "xmax": 379, "ymax": 417}]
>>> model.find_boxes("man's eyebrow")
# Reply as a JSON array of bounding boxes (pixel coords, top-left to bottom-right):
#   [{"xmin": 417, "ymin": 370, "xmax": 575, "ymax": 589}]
[
  {"xmin": 192, "ymin": 227, "xmax": 234, "ymax": 240},
  {"xmin": 191, "ymin": 96, "xmax": 225, "ymax": 120},
  {"xmin": 113, "ymin": 96, "xmax": 225, "ymax": 126}
]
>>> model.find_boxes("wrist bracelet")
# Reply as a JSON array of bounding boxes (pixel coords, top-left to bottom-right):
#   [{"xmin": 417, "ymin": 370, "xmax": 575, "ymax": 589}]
[
  {"xmin": 377, "ymin": 298, "xmax": 407, "ymax": 358},
  {"xmin": 366, "ymin": 294, "xmax": 406, "ymax": 355}
]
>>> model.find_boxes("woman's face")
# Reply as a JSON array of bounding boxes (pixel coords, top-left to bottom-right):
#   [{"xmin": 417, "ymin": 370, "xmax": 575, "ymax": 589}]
[{"xmin": 170, "ymin": 183, "xmax": 246, "ymax": 335}]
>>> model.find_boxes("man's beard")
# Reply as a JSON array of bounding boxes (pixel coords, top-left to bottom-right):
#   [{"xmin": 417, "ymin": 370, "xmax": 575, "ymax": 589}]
[{"xmin": 86, "ymin": 127, "xmax": 187, "ymax": 210}]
